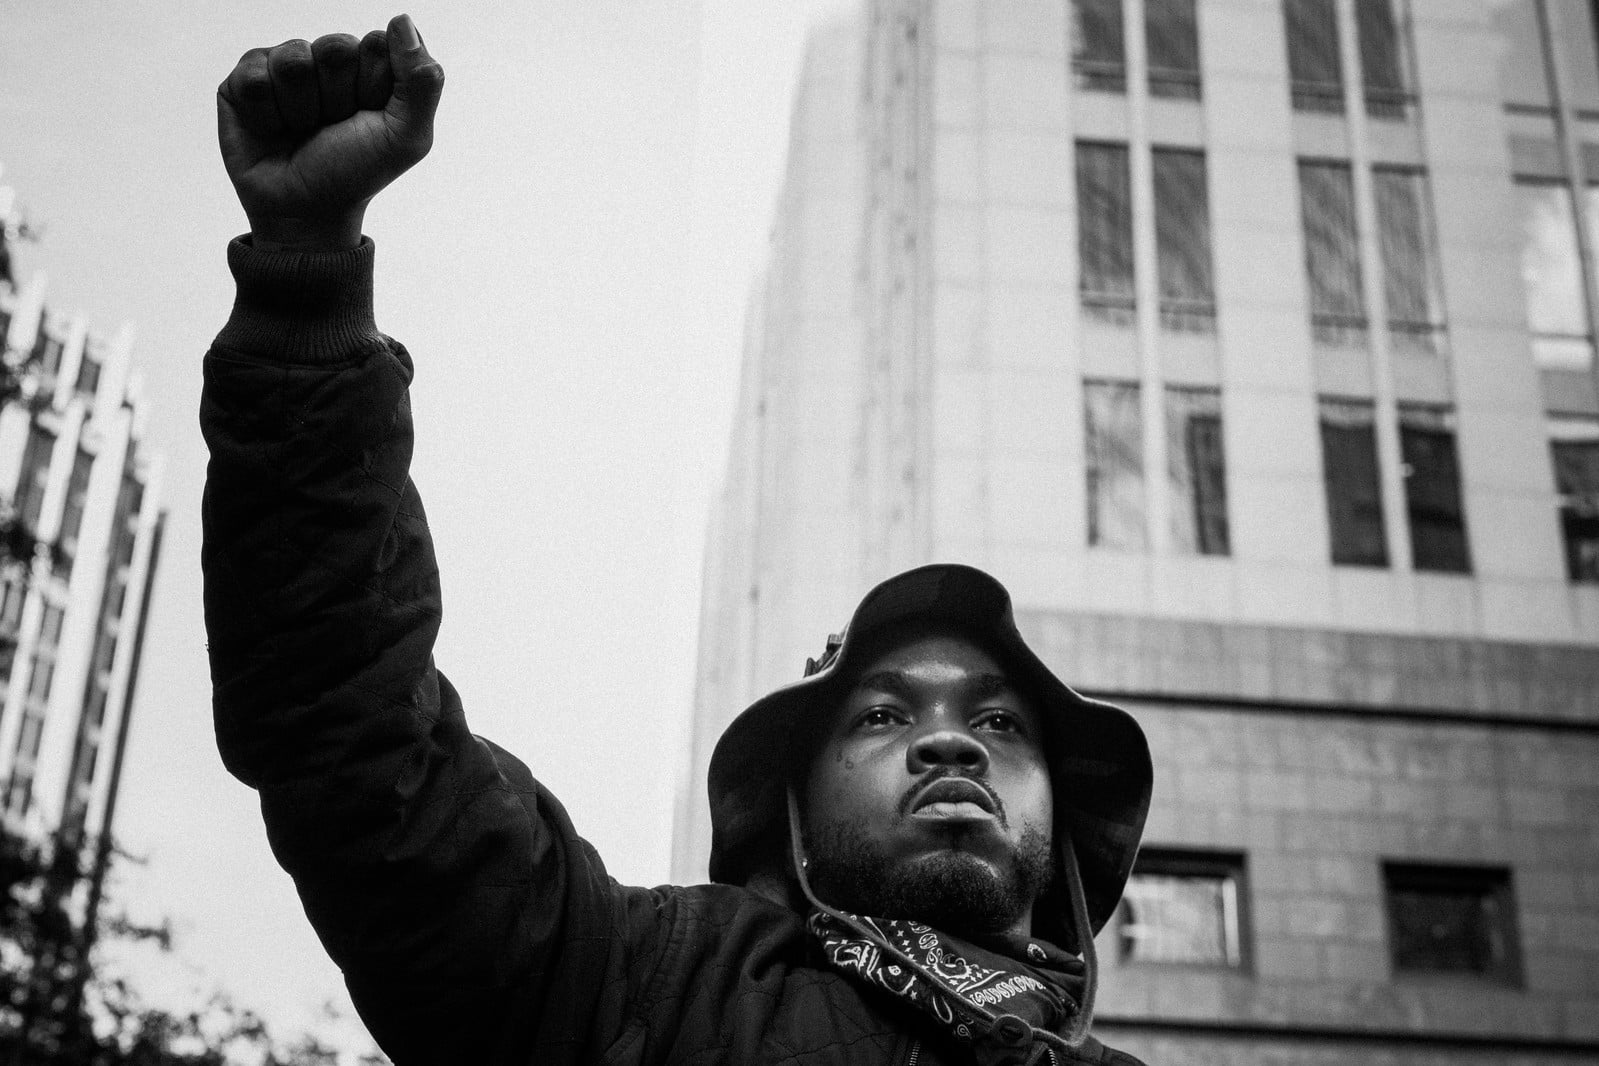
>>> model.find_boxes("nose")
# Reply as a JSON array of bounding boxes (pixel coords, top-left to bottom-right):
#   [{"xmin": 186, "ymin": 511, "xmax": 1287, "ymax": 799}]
[{"xmin": 907, "ymin": 725, "xmax": 989, "ymax": 776}]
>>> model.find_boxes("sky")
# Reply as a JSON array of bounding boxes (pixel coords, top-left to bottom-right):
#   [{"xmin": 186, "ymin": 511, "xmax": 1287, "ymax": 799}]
[{"xmin": 1, "ymin": 0, "xmax": 854, "ymax": 1047}]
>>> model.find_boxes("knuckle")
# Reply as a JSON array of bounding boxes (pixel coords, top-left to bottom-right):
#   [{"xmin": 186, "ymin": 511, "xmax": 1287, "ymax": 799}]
[
  {"xmin": 312, "ymin": 33, "xmax": 360, "ymax": 66},
  {"xmin": 270, "ymin": 39, "xmax": 315, "ymax": 79}
]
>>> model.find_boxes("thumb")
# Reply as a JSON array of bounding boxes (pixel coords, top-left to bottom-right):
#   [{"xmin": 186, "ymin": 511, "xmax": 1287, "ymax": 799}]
[{"xmin": 385, "ymin": 14, "xmax": 445, "ymax": 147}]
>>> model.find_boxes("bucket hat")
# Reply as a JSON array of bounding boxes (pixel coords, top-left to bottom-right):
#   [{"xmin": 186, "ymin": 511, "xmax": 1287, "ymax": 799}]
[{"xmin": 706, "ymin": 563, "xmax": 1152, "ymax": 942}]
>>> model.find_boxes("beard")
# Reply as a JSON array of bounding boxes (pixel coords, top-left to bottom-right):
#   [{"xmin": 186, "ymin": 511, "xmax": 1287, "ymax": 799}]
[{"xmin": 804, "ymin": 817, "xmax": 1053, "ymax": 939}]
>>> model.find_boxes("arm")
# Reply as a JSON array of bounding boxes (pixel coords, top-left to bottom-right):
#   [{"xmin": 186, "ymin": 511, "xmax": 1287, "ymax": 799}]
[{"xmin": 203, "ymin": 21, "xmax": 633, "ymax": 1062}]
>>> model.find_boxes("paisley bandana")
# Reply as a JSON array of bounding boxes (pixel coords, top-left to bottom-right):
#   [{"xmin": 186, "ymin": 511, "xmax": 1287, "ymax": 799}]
[{"xmin": 808, "ymin": 909, "xmax": 1086, "ymax": 1063}]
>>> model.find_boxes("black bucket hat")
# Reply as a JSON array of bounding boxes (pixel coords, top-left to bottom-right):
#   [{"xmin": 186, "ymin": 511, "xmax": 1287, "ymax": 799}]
[{"xmin": 706, "ymin": 563, "xmax": 1153, "ymax": 941}]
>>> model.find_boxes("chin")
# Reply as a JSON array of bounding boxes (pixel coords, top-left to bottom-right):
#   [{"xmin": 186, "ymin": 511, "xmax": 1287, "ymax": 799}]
[{"xmin": 807, "ymin": 819, "xmax": 1048, "ymax": 938}]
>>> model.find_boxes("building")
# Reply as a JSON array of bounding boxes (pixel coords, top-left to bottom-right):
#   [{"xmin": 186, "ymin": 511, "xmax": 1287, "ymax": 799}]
[
  {"xmin": 0, "ymin": 187, "xmax": 165, "ymax": 889},
  {"xmin": 676, "ymin": 1, "xmax": 1599, "ymax": 1062}
]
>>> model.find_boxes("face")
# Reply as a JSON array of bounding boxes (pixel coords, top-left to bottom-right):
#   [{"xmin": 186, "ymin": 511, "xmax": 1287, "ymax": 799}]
[{"xmin": 800, "ymin": 627, "xmax": 1053, "ymax": 939}]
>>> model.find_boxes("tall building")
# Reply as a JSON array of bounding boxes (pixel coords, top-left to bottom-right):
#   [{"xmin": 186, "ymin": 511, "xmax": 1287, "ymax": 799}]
[
  {"xmin": 0, "ymin": 190, "xmax": 165, "ymax": 885},
  {"xmin": 677, "ymin": 1, "xmax": 1599, "ymax": 1062}
]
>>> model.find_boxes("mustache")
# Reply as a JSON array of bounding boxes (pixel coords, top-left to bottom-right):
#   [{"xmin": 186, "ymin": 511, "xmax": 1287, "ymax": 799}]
[{"xmin": 898, "ymin": 768, "xmax": 1007, "ymax": 827}]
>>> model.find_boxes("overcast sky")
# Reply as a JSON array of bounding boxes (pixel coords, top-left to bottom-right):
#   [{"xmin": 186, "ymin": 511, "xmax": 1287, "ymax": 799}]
[{"xmin": 1, "ymin": 0, "xmax": 854, "ymax": 1046}]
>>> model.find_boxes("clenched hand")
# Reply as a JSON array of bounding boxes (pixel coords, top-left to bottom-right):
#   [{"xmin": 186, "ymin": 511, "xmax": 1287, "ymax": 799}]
[{"xmin": 217, "ymin": 13, "xmax": 444, "ymax": 251}]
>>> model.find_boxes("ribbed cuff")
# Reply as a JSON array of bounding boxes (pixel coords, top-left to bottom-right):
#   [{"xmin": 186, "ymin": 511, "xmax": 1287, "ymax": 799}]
[{"xmin": 212, "ymin": 236, "xmax": 385, "ymax": 364}]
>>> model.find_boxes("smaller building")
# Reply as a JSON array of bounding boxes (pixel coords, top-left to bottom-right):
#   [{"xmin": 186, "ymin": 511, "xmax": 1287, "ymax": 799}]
[{"xmin": 0, "ymin": 191, "xmax": 164, "ymax": 886}]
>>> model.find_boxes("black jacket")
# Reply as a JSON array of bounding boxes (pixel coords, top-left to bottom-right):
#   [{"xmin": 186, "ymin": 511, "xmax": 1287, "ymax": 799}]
[{"xmin": 201, "ymin": 237, "xmax": 1145, "ymax": 1066}]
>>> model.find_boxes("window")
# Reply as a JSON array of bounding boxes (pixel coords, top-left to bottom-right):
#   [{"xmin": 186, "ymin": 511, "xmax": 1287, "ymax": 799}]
[
  {"xmin": 57, "ymin": 447, "xmax": 94, "ymax": 571},
  {"xmin": 29, "ymin": 330, "xmax": 63, "ymax": 377},
  {"xmin": 1399, "ymin": 405, "xmax": 1470, "ymax": 572},
  {"xmin": 1385, "ymin": 863, "xmax": 1521, "ymax": 984},
  {"xmin": 1320, "ymin": 397, "xmax": 1388, "ymax": 566},
  {"xmin": 1167, "ymin": 387, "xmax": 1230, "ymax": 555},
  {"xmin": 14, "ymin": 423, "xmax": 54, "ymax": 532},
  {"xmin": 1077, "ymin": 143, "xmax": 1136, "ymax": 327},
  {"xmin": 1153, "ymin": 148, "xmax": 1216, "ymax": 332},
  {"xmin": 1493, "ymin": 1, "xmax": 1555, "ymax": 109},
  {"xmin": 1515, "ymin": 179, "xmax": 1593, "ymax": 368},
  {"xmin": 1355, "ymin": 0, "xmax": 1412, "ymax": 119},
  {"xmin": 1073, "ymin": 0, "xmax": 1126, "ymax": 92},
  {"xmin": 1118, "ymin": 850, "xmax": 1247, "ymax": 967},
  {"xmin": 1551, "ymin": 415, "xmax": 1599, "ymax": 581},
  {"xmin": 1146, "ymin": 0, "xmax": 1201, "ymax": 99},
  {"xmin": 1549, "ymin": 0, "xmax": 1599, "ymax": 114},
  {"xmin": 1285, "ymin": 0, "xmax": 1344, "ymax": 112},
  {"xmin": 1373, "ymin": 167, "xmax": 1446, "ymax": 354},
  {"xmin": 75, "ymin": 353, "xmax": 102, "ymax": 399},
  {"xmin": 1299, "ymin": 161, "xmax": 1368, "ymax": 347},
  {"xmin": 1085, "ymin": 380, "xmax": 1146, "ymax": 549}
]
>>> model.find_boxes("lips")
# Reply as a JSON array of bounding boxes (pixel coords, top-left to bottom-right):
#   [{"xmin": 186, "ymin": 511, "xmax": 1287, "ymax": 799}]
[{"xmin": 908, "ymin": 775, "xmax": 998, "ymax": 816}]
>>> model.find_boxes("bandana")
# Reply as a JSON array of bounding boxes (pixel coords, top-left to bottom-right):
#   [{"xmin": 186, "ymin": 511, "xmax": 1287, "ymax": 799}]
[{"xmin": 808, "ymin": 909, "xmax": 1086, "ymax": 1065}]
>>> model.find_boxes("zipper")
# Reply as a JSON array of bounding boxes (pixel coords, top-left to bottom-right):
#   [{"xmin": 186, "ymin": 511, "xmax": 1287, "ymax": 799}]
[{"xmin": 905, "ymin": 1038, "xmax": 921, "ymax": 1066}]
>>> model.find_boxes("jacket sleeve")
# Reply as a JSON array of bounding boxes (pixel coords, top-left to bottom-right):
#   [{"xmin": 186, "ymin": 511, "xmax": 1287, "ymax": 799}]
[{"xmin": 200, "ymin": 237, "xmax": 648, "ymax": 1064}]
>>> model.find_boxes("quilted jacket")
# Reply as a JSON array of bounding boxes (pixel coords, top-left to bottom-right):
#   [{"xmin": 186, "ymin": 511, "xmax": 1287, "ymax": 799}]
[{"xmin": 201, "ymin": 237, "xmax": 1147, "ymax": 1066}]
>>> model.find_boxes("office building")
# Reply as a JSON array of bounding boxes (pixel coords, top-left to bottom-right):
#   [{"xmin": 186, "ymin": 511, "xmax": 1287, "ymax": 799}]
[{"xmin": 677, "ymin": 1, "xmax": 1599, "ymax": 1061}]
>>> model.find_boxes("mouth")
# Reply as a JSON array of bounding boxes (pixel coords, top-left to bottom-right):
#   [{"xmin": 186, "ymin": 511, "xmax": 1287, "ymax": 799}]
[{"xmin": 907, "ymin": 775, "xmax": 1000, "ymax": 823}]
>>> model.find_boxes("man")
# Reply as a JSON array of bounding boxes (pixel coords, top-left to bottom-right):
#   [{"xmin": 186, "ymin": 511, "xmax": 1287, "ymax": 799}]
[{"xmin": 202, "ymin": 17, "xmax": 1153, "ymax": 1066}]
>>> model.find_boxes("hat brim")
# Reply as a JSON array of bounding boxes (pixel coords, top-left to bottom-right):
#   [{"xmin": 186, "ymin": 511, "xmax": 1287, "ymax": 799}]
[{"xmin": 706, "ymin": 563, "xmax": 1152, "ymax": 939}]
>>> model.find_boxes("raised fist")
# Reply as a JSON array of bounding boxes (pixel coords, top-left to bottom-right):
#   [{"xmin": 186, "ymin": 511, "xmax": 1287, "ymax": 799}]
[{"xmin": 217, "ymin": 14, "xmax": 444, "ymax": 251}]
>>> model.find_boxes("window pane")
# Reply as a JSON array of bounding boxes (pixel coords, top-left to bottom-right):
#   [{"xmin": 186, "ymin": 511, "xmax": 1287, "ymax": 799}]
[
  {"xmin": 1167, "ymin": 388, "xmax": 1230, "ymax": 555},
  {"xmin": 1400, "ymin": 405, "xmax": 1471, "ymax": 573},
  {"xmin": 1077, "ymin": 143, "xmax": 1136, "ymax": 324},
  {"xmin": 1074, "ymin": 0, "xmax": 1127, "ymax": 92},
  {"xmin": 1154, "ymin": 149, "xmax": 1216, "ymax": 333},
  {"xmin": 1321, "ymin": 398, "xmax": 1388, "ymax": 566},
  {"xmin": 1549, "ymin": 0, "xmax": 1599, "ymax": 113},
  {"xmin": 1385, "ymin": 864, "xmax": 1520, "ymax": 984},
  {"xmin": 1551, "ymin": 416, "xmax": 1599, "ymax": 581},
  {"xmin": 1147, "ymin": 0, "xmax": 1201, "ymax": 99},
  {"xmin": 1491, "ymin": 0, "xmax": 1554, "ymax": 108},
  {"xmin": 1516, "ymin": 180, "xmax": 1593, "ymax": 366},
  {"xmin": 1356, "ymin": 0, "xmax": 1410, "ymax": 118},
  {"xmin": 1119, "ymin": 852, "xmax": 1245, "ymax": 967},
  {"xmin": 1373, "ymin": 167, "xmax": 1446, "ymax": 353},
  {"xmin": 1086, "ymin": 380, "xmax": 1146, "ymax": 549},
  {"xmin": 1286, "ymin": 0, "xmax": 1345, "ymax": 112},
  {"xmin": 1300, "ymin": 161, "xmax": 1368, "ymax": 344},
  {"xmin": 15, "ymin": 424, "xmax": 55, "ymax": 531}
]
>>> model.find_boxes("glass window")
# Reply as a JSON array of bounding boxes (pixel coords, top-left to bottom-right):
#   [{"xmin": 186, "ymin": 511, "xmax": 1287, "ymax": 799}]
[
  {"xmin": 1146, "ymin": 0, "xmax": 1201, "ymax": 99},
  {"xmin": 1399, "ymin": 405, "xmax": 1471, "ymax": 573},
  {"xmin": 1153, "ymin": 148, "xmax": 1217, "ymax": 333},
  {"xmin": 30, "ymin": 330, "xmax": 63, "ymax": 377},
  {"xmin": 1373, "ymin": 167, "xmax": 1447, "ymax": 354},
  {"xmin": 1515, "ymin": 179, "xmax": 1593, "ymax": 368},
  {"xmin": 1385, "ymin": 863, "xmax": 1521, "ymax": 984},
  {"xmin": 57, "ymin": 447, "xmax": 94, "ymax": 570},
  {"xmin": 75, "ymin": 353, "xmax": 102, "ymax": 399},
  {"xmin": 1077, "ymin": 142, "xmax": 1137, "ymax": 326},
  {"xmin": 1086, "ymin": 380, "xmax": 1146, "ymax": 549},
  {"xmin": 1549, "ymin": 0, "xmax": 1599, "ymax": 114},
  {"xmin": 1119, "ymin": 850, "xmax": 1246, "ymax": 967},
  {"xmin": 1167, "ymin": 387, "xmax": 1230, "ymax": 555},
  {"xmin": 14, "ymin": 423, "xmax": 54, "ymax": 531},
  {"xmin": 1356, "ymin": 0, "xmax": 1412, "ymax": 119},
  {"xmin": 1492, "ymin": 0, "xmax": 1555, "ymax": 109},
  {"xmin": 1320, "ymin": 398, "xmax": 1389, "ymax": 566},
  {"xmin": 1286, "ymin": 0, "xmax": 1345, "ymax": 112},
  {"xmin": 1073, "ymin": 0, "xmax": 1127, "ymax": 92},
  {"xmin": 1299, "ymin": 161, "xmax": 1368, "ymax": 347},
  {"xmin": 1551, "ymin": 415, "xmax": 1599, "ymax": 581}
]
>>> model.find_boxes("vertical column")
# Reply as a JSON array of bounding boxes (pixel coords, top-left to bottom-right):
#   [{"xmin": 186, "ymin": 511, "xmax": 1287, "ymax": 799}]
[
  {"xmin": 1337, "ymin": 0, "xmax": 1413, "ymax": 574},
  {"xmin": 1126, "ymin": 0, "xmax": 1173, "ymax": 556}
]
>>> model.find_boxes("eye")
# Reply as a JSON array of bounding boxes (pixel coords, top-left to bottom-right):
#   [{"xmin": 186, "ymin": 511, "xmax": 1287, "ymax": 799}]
[
  {"xmin": 854, "ymin": 706, "xmax": 905, "ymax": 731},
  {"xmin": 973, "ymin": 709, "xmax": 1026, "ymax": 734}
]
